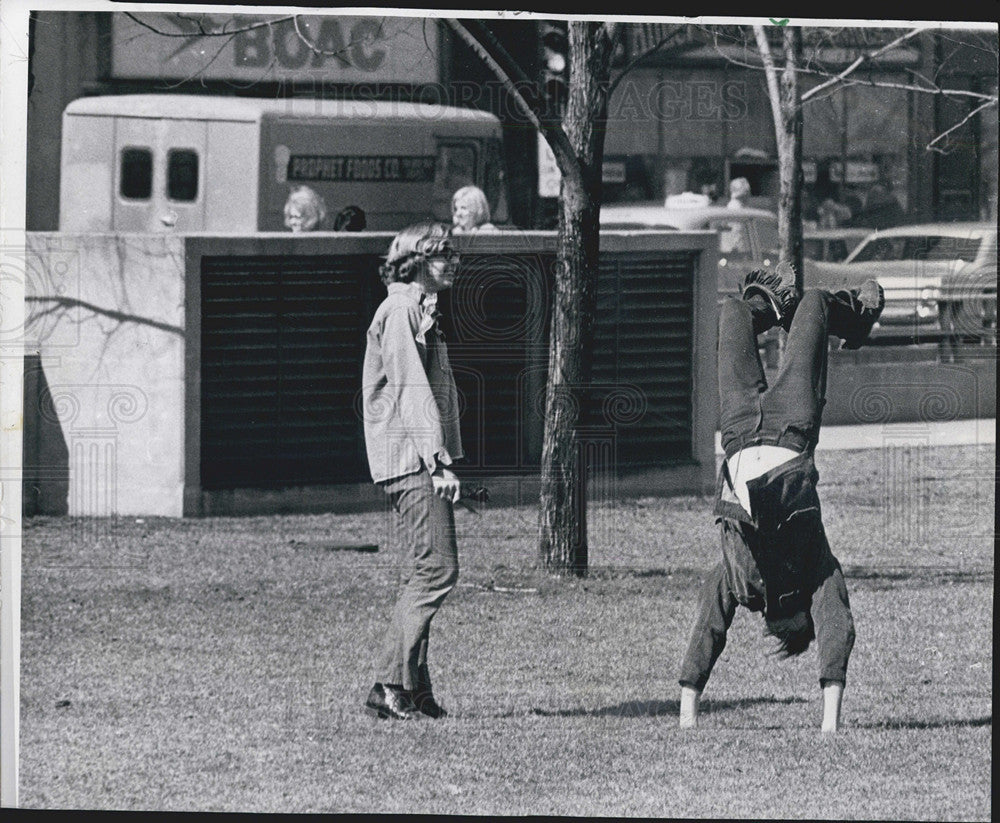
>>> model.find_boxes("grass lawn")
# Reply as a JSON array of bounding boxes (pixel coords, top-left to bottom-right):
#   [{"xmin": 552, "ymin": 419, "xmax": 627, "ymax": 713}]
[{"xmin": 18, "ymin": 444, "xmax": 993, "ymax": 817}]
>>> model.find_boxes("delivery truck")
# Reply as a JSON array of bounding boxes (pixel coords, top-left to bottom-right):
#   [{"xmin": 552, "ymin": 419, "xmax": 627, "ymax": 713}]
[{"xmin": 59, "ymin": 94, "xmax": 510, "ymax": 233}]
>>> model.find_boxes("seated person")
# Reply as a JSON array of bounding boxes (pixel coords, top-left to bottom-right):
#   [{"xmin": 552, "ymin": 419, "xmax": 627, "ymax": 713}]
[
  {"xmin": 284, "ymin": 185, "xmax": 327, "ymax": 232},
  {"xmin": 451, "ymin": 185, "xmax": 497, "ymax": 234},
  {"xmin": 333, "ymin": 205, "xmax": 367, "ymax": 232}
]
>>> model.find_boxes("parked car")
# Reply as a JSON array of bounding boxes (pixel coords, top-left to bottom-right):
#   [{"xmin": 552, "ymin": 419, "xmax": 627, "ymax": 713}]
[
  {"xmin": 938, "ymin": 242, "xmax": 998, "ymax": 349},
  {"xmin": 807, "ymin": 221, "xmax": 998, "ymax": 341},
  {"xmin": 600, "ymin": 203, "xmax": 780, "ymax": 297},
  {"xmin": 803, "ymin": 227, "xmax": 872, "ymax": 262}
]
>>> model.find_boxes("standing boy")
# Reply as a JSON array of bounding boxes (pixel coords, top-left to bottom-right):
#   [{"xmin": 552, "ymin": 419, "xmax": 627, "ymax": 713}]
[
  {"xmin": 678, "ymin": 266, "xmax": 884, "ymax": 733},
  {"xmin": 361, "ymin": 221, "xmax": 463, "ymax": 720}
]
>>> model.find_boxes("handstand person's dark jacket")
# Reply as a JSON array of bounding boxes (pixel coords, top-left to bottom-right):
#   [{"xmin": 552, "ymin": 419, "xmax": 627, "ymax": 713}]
[{"xmin": 712, "ymin": 449, "xmax": 838, "ymax": 621}]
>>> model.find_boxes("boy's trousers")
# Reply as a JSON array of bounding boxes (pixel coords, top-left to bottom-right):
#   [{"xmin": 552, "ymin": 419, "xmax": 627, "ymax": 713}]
[{"xmin": 376, "ymin": 470, "xmax": 459, "ymax": 692}]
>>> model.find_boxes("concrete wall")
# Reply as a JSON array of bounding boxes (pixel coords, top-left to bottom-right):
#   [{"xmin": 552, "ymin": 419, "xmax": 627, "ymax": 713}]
[
  {"xmin": 23, "ymin": 230, "xmax": 720, "ymax": 517},
  {"xmin": 24, "ymin": 233, "xmax": 187, "ymax": 516},
  {"xmin": 812, "ymin": 346, "xmax": 996, "ymax": 426}
]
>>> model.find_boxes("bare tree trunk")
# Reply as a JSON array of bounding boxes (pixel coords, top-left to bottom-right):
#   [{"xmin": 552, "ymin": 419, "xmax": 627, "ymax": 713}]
[
  {"xmin": 755, "ymin": 25, "xmax": 804, "ymax": 290},
  {"xmin": 779, "ymin": 28, "xmax": 804, "ymax": 288},
  {"xmin": 539, "ymin": 22, "xmax": 612, "ymax": 575}
]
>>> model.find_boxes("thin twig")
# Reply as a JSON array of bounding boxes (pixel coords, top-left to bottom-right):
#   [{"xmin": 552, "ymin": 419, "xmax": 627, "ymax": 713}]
[
  {"xmin": 25, "ymin": 296, "xmax": 185, "ymax": 337},
  {"xmin": 927, "ymin": 98, "xmax": 998, "ymax": 152},
  {"xmin": 125, "ymin": 11, "xmax": 294, "ymax": 38},
  {"xmin": 801, "ymin": 27, "xmax": 924, "ymax": 102}
]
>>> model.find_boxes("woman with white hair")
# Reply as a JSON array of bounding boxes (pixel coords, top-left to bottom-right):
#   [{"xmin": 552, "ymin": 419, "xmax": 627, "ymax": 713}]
[
  {"xmin": 727, "ymin": 177, "xmax": 752, "ymax": 210},
  {"xmin": 451, "ymin": 185, "xmax": 497, "ymax": 234},
  {"xmin": 283, "ymin": 185, "xmax": 327, "ymax": 232}
]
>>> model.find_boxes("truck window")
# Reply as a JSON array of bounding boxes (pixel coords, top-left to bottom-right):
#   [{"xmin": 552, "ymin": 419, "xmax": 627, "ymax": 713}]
[
  {"xmin": 433, "ymin": 141, "xmax": 477, "ymax": 220},
  {"xmin": 120, "ymin": 147, "xmax": 153, "ymax": 200},
  {"xmin": 167, "ymin": 149, "xmax": 199, "ymax": 202},
  {"xmin": 483, "ymin": 138, "xmax": 509, "ymax": 224}
]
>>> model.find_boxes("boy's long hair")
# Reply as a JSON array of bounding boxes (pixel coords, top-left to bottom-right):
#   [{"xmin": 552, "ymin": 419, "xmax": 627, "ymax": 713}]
[
  {"xmin": 379, "ymin": 220, "xmax": 453, "ymax": 286},
  {"xmin": 764, "ymin": 610, "xmax": 816, "ymax": 658}
]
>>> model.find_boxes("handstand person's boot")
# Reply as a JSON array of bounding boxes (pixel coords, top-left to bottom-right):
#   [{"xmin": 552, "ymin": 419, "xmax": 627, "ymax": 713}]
[
  {"xmin": 740, "ymin": 263, "xmax": 802, "ymax": 335},
  {"xmin": 829, "ymin": 279, "xmax": 885, "ymax": 350}
]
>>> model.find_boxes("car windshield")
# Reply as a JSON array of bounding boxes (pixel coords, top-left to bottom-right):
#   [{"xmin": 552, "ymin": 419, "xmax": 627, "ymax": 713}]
[
  {"xmin": 850, "ymin": 234, "xmax": 982, "ymax": 263},
  {"xmin": 755, "ymin": 219, "xmax": 780, "ymax": 255},
  {"xmin": 709, "ymin": 218, "xmax": 751, "ymax": 255},
  {"xmin": 803, "ymin": 239, "xmax": 824, "ymax": 260}
]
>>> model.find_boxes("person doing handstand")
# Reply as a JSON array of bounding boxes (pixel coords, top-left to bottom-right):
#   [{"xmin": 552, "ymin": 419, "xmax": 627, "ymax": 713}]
[{"xmin": 678, "ymin": 265, "xmax": 884, "ymax": 733}]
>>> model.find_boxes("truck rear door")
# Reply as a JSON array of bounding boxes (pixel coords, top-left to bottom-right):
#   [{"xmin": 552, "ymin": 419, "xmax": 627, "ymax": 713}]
[{"xmin": 113, "ymin": 117, "xmax": 207, "ymax": 232}]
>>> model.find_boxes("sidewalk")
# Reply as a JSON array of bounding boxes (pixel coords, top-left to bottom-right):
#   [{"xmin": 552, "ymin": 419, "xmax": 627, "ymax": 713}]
[{"xmin": 715, "ymin": 417, "xmax": 996, "ymax": 455}]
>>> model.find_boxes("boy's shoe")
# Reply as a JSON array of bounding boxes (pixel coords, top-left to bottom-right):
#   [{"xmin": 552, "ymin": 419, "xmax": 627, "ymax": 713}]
[
  {"xmin": 413, "ymin": 691, "xmax": 449, "ymax": 719},
  {"xmin": 832, "ymin": 279, "xmax": 885, "ymax": 350},
  {"xmin": 740, "ymin": 262, "xmax": 802, "ymax": 332},
  {"xmin": 364, "ymin": 683, "xmax": 423, "ymax": 720},
  {"xmin": 413, "ymin": 663, "xmax": 448, "ymax": 718}
]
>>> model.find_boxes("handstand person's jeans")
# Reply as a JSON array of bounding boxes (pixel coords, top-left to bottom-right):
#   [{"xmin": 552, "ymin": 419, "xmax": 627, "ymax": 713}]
[
  {"xmin": 679, "ymin": 290, "xmax": 856, "ymax": 690},
  {"xmin": 719, "ymin": 290, "xmax": 835, "ymax": 459}
]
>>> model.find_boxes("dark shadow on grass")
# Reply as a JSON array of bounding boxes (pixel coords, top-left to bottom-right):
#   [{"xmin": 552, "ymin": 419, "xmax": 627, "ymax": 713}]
[
  {"xmin": 579, "ymin": 566, "xmax": 707, "ymax": 581},
  {"xmin": 843, "ymin": 565, "xmax": 993, "ymax": 585},
  {"xmin": 858, "ymin": 716, "xmax": 991, "ymax": 730},
  {"xmin": 290, "ymin": 542, "xmax": 379, "ymax": 553},
  {"xmin": 525, "ymin": 695, "xmax": 807, "ymax": 718}
]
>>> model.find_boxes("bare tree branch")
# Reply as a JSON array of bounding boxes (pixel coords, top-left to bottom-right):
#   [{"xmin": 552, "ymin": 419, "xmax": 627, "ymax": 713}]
[
  {"xmin": 800, "ymin": 27, "xmax": 924, "ymax": 102},
  {"xmin": 443, "ymin": 18, "xmax": 582, "ymax": 189},
  {"xmin": 821, "ymin": 78, "xmax": 996, "ymax": 100},
  {"xmin": 753, "ymin": 25, "xmax": 784, "ymax": 142},
  {"xmin": 442, "ymin": 18, "xmax": 539, "ymax": 126},
  {"xmin": 699, "ymin": 24, "xmax": 997, "ymax": 110},
  {"xmin": 124, "ymin": 12, "xmax": 294, "ymax": 38},
  {"xmin": 26, "ymin": 297, "xmax": 185, "ymax": 337},
  {"xmin": 607, "ymin": 26, "xmax": 683, "ymax": 97},
  {"xmin": 927, "ymin": 97, "xmax": 999, "ymax": 152},
  {"xmin": 290, "ymin": 14, "xmax": 388, "ymax": 61}
]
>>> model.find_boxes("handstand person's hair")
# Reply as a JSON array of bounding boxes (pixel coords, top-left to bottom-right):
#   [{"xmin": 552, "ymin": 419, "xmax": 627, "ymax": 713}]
[{"xmin": 764, "ymin": 611, "xmax": 815, "ymax": 658}]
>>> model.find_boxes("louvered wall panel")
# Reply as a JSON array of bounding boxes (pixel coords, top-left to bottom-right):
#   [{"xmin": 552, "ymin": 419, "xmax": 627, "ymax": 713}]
[
  {"xmin": 437, "ymin": 252, "xmax": 550, "ymax": 475},
  {"xmin": 588, "ymin": 252, "xmax": 696, "ymax": 466},
  {"xmin": 199, "ymin": 248, "xmax": 698, "ymax": 490},
  {"xmin": 200, "ymin": 255, "xmax": 377, "ymax": 489}
]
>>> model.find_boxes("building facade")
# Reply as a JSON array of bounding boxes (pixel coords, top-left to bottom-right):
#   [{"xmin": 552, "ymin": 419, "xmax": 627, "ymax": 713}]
[
  {"xmin": 25, "ymin": 14, "xmax": 998, "ymax": 231},
  {"xmin": 600, "ymin": 25, "xmax": 998, "ymax": 227}
]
